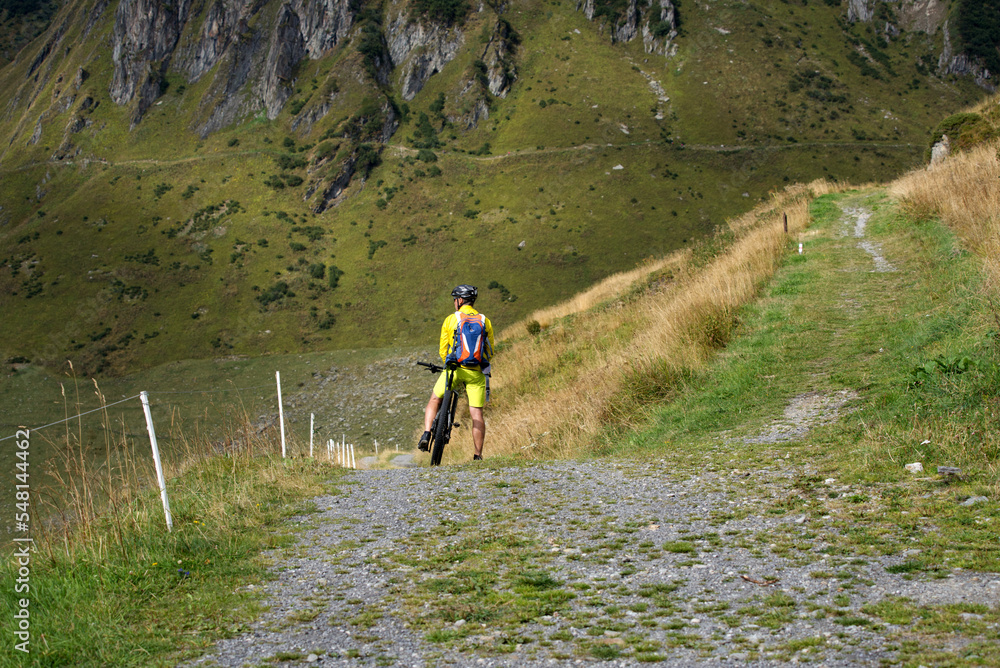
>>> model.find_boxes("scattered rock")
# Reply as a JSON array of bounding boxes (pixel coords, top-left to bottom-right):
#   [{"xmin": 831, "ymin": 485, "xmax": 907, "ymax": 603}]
[
  {"xmin": 930, "ymin": 135, "xmax": 951, "ymax": 165},
  {"xmin": 960, "ymin": 496, "xmax": 988, "ymax": 507},
  {"xmin": 904, "ymin": 462, "xmax": 924, "ymax": 473}
]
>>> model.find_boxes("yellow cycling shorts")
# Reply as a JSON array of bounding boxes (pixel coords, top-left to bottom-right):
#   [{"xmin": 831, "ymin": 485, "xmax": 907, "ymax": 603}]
[{"xmin": 433, "ymin": 367, "xmax": 487, "ymax": 408}]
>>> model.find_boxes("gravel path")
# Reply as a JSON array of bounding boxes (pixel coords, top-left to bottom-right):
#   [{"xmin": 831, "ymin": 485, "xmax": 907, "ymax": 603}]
[
  {"xmin": 186, "ymin": 203, "xmax": 999, "ymax": 667},
  {"xmin": 186, "ymin": 459, "xmax": 999, "ymax": 667}
]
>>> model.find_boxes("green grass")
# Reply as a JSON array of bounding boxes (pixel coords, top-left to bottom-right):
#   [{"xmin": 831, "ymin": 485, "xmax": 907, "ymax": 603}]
[
  {"xmin": 382, "ymin": 514, "xmax": 576, "ymax": 648},
  {"xmin": 0, "ymin": 450, "xmax": 334, "ymax": 667},
  {"xmin": 0, "ymin": 139, "xmax": 919, "ymax": 376},
  {"xmin": 613, "ymin": 189, "xmax": 999, "ymax": 571}
]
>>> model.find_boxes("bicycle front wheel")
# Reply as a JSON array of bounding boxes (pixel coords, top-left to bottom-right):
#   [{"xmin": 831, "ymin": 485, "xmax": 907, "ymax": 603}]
[{"xmin": 430, "ymin": 388, "xmax": 451, "ymax": 466}]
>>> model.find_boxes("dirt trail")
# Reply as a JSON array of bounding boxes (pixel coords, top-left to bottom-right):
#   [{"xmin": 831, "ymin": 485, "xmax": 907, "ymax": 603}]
[
  {"xmin": 184, "ymin": 461, "xmax": 998, "ymax": 667},
  {"xmin": 185, "ymin": 203, "xmax": 999, "ymax": 667}
]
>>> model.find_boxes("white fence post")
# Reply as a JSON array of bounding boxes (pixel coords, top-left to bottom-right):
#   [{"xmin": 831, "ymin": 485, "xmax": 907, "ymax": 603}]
[
  {"xmin": 139, "ymin": 391, "xmax": 173, "ymax": 532},
  {"xmin": 309, "ymin": 413, "xmax": 314, "ymax": 458},
  {"xmin": 276, "ymin": 371, "xmax": 286, "ymax": 458},
  {"xmin": 350, "ymin": 444, "xmax": 356, "ymax": 469}
]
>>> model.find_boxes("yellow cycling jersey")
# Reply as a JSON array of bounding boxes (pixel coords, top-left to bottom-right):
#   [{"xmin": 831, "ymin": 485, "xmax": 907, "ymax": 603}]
[{"xmin": 439, "ymin": 304, "xmax": 495, "ymax": 366}]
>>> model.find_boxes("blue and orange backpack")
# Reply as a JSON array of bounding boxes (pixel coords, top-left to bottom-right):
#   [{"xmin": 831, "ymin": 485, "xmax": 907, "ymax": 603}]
[{"xmin": 446, "ymin": 312, "xmax": 492, "ymax": 368}]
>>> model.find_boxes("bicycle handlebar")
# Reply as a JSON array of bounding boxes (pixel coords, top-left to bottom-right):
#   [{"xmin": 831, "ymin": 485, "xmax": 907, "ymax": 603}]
[{"xmin": 416, "ymin": 361, "xmax": 452, "ymax": 374}]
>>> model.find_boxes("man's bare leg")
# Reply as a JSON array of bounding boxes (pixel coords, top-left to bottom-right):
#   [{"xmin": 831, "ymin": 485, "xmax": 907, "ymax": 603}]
[
  {"xmin": 469, "ymin": 406, "xmax": 485, "ymax": 458},
  {"xmin": 424, "ymin": 393, "xmax": 442, "ymax": 432}
]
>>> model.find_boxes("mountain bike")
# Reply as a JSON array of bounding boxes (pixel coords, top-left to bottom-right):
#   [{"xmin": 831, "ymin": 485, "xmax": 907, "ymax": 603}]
[{"xmin": 417, "ymin": 361, "xmax": 460, "ymax": 466}]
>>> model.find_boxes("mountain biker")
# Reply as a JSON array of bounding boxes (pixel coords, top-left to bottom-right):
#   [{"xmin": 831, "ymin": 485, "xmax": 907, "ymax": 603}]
[{"xmin": 418, "ymin": 284, "xmax": 495, "ymax": 461}]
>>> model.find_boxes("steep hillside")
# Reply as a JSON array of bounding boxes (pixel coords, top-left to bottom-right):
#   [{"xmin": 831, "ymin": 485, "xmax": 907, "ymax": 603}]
[
  {"xmin": 0, "ymin": 0, "xmax": 60, "ymax": 65},
  {"xmin": 0, "ymin": 0, "xmax": 992, "ymax": 375}
]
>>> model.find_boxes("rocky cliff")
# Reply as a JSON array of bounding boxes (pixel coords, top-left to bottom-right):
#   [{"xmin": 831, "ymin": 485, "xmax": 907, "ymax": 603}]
[
  {"xmin": 577, "ymin": 0, "xmax": 678, "ymax": 56},
  {"xmin": 103, "ymin": 0, "xmax": 518, "ymax": 135},
  {"xmin": 110, "ymin": 0, "xmax": 359, "ymax": 131},
  {"xmin": 386, "ymin": 7, "xmax": 465, "ymax": 101},
  {"xmin": 938, "ymin": 19, "xmax": 994, "ymax": 90},
  {"xmin": 111, "ymin": 0, "xmax": 193, "ymax": 127},
  {"xmin": 847, "ymin": 0, "xmax": 994, "ymax": 90}
]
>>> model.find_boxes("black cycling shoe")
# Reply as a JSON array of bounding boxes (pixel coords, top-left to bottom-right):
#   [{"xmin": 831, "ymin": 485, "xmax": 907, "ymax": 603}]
[
  {"xmin": 418, "ymin": 431, "xmax": 431, "ymax": 452},
  {"xmin": 473, "ymin": 454, "xmax": 482, "ymax": 461}
]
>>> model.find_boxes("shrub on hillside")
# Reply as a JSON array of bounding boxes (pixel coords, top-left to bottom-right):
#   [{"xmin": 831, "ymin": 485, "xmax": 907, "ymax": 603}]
[
  {"xmin": 317, "ymin": 312, "xmax": 336, "ymax": 329},
  {"xmin": 357, "ymin": 21, "xmax": 388, "ymax": 81},
  {"xmin": 409, "ymin": 0, "xmax": 470, "ymax": 25},
  {"xmin": 930, "ymin": 113, "xmax": 998, "ymax": 153},
  {"xmin": 354, "ymin": 144, "xmax": 382, "ymax": 179},
  {"xmin": 592, "ymin": 0, "xmax": 628, "ymax": 22},
  {"xmin": 328, "ymin": 265, "xmax": 345, "ymax": 289},
  {"xmin": 314, "ymin": 141, "xmax": 338, "ymax": 162},
  {"xmin": 257, "ymin": 281, "xmax": 293, "ymax": 307},
  {"xmin": 367, "ymin": 240, "xmax": 387, "ymax": 259},
  {"xmin": 275, "ymin": 154, "xmax": 307, "ymax": 170},
  {"xmin": 412, "ymin": 112, "xmax": 441, "ymax": 149}
]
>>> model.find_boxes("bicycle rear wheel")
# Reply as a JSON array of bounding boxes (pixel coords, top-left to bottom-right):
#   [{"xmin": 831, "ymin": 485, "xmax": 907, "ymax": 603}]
[{"xmin": 430, "ymin": 388, "xmax": 451, "ymax": 466}]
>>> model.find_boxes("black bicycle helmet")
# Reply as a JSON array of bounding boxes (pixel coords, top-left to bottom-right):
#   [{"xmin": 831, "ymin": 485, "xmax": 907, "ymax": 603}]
[{"xmin": 451, "ymin": 284, "xmax": 478, "ymax": 304}]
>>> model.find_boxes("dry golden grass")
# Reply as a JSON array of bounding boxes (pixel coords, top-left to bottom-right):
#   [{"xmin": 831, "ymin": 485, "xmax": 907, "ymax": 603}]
[
  {"xmin": 968, "ymin": 95, "xmax": 1000, "ymax": 117},
  {"xmin": 454, "ymin": 180, "xmax": 843, "ymax": 463},
  {"xmin": 500, "ymin": 253, "xmax": 692, "ymax": 337},
  {"xmin": 889, "ymin": 138, "xmax": 1000, "ymax": 289},
  {"xmin": 33, "ymin": 378, "xmax": 321, "ymax": 563}
]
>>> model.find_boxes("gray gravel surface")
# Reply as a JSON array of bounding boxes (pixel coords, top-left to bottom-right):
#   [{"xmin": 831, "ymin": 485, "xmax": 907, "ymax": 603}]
[{"xmin": 185, "ymin": 459, "xmax": 1000, "ymax": 667}]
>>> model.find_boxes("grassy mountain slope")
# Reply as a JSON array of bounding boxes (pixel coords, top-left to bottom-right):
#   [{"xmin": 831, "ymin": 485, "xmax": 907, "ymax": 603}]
[
  {"xmin": 0, "ymin": 0, "xmax": 59, "ymax": 65},
  {"xmin": 2, "ymin": 96, "xmax": 999, "ymax": 668},
  {"xmin": 0, "ymin": 0, "xmax": 989, "ymax": 377}
]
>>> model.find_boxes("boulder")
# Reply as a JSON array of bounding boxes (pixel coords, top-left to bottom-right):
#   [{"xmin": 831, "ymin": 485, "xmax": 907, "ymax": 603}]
[{"xmin": 930, "ymin": 135, "xmax": 950, "ymax": 165}]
